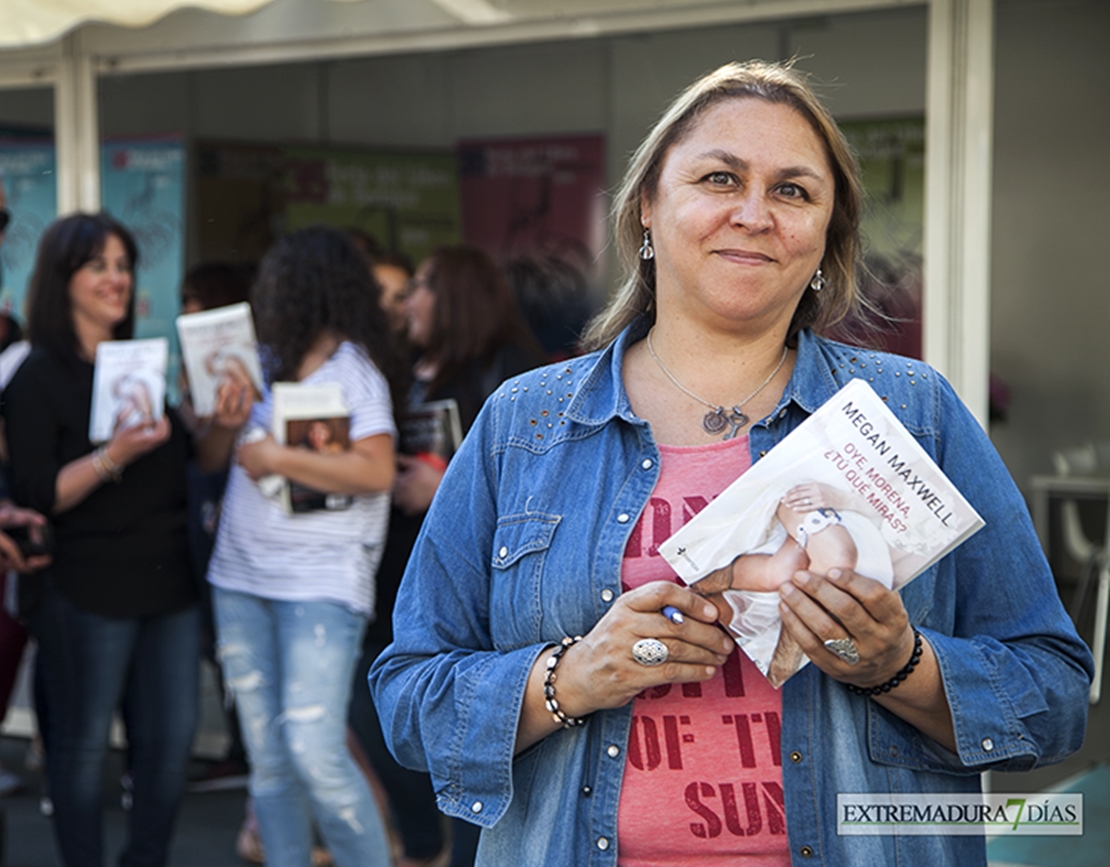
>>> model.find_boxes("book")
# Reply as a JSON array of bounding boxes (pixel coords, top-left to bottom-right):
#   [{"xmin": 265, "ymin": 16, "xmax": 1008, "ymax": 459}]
[
  {"xmin": 176, "ymin": 302, "xmax": 265, "ymax": 417},
  {"xmin": 398, "ymin": 399, "xmax": 463, "ymax": 471},
  {"xmin": 88, "ymin": 337, "xmax": 169, "ymax": 443},
  {"xmin": 270, "ymin": 381, "xmax": 353, "ymax": 515},
  {"xmin": 658, "ymin": 378, "xmax": 985, "ymax": 687}
]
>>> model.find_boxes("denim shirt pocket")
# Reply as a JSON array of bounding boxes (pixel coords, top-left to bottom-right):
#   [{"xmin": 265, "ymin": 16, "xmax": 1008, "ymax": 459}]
[{"xmin": 490, "ymin": 511, "xmax": 562, "ymax": 644}]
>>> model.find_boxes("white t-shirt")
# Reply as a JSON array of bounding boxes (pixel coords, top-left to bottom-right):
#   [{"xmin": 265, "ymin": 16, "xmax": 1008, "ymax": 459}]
[{"xmin": 207, "ymin": 341, "xmax": 395, "ymax": 615}]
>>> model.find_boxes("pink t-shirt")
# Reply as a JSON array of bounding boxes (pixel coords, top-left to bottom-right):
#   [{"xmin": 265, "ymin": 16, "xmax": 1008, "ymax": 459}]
[{"xmin": 617, "ymin": 435, "xmax": 790, "ymax": 866}]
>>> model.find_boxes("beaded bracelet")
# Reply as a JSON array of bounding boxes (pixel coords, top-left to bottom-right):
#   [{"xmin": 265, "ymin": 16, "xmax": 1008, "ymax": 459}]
[
  {"xmin": 543, "ymin": 636, "xmax": 587, "ymax": 729},
  {"xmin": 846, "ymin": 628, "xmax": 923, "ymax": 696},
  {"xmin": 91, "ymin": 446, "xmax": 123, "ymax": 484}
]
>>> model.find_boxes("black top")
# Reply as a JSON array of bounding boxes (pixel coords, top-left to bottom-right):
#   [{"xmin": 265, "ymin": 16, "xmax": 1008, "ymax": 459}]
[
  {"xmin": 367, "ymin": 340, "xmax": 546, "ymax": 646},
  {"xmin": 2, "ymin": 346, "xmax": 196, "ymax": 618}
]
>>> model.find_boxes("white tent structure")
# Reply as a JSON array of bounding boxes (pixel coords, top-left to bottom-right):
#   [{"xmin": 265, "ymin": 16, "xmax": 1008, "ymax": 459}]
[{"xmin": 0, "ymin": 0, "xmax": 995, "ymax": 419}]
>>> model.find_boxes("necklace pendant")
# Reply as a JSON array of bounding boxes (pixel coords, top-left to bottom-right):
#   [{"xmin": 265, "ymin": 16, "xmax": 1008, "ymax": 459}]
[
  {"xmin": 723, "ymin": 407, "xmax": 749, "ymax": 440},
  {"xmin": 701, "ymin": 408, "xmax": 729, "ymax": 435}
]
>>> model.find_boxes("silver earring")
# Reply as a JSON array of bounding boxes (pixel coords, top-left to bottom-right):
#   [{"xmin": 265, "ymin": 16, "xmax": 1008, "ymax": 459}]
[
  {"xmin": 809, "ymin": 268, "xmax": 825, "ymax": 292},
  {"xmin": 639, "ymin": 228, "xmax": 655, "ymax": 261}
]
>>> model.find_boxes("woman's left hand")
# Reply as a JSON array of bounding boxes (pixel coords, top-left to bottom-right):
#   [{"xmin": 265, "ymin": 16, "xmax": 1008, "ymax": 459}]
[
  {"xmin": 393, "ymin": 454, "xmax": 445, "ymax": 516},
  {"xmin": 777, "ymin": 567, "xmax": 916, "ymax": 688},
  {"xmin": 237, "ymin": 434, "xmax": 281, "ymax": 481}
]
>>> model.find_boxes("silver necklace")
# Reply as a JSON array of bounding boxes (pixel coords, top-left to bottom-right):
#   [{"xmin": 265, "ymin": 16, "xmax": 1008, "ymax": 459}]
[{"xmin": 646, "ymin": 328, "xmax": 788, "ymax": 440}]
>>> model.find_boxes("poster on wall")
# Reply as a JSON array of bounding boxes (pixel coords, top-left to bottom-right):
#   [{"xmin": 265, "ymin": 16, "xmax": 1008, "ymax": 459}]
[
  {"xmin": 836, "ymin": 117, "xmax": 925, "ymax": 359},
  {"xmin": 101, "ymin": 135, "xmax": 187, "ymax": 393},
  {"xmin": 0, "ymin": 140, "xmax": 56, "ymax": 324},
  {"xmin": 457, "ymin": 134, "xmax": 606, "ymax": 356},
  {"xmin": 283, "ymin": 146, "xmax": 461, "ymax": 267}
]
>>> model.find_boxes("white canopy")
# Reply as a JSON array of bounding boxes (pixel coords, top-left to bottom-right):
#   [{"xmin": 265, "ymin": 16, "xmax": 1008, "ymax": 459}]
[{"xmin": 0, "ymin": 0, "xmax": 277, "ymax": 50}]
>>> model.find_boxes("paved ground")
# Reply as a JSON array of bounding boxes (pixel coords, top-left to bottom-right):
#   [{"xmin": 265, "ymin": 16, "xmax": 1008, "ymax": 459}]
[{"xmin": 0, "ymin": 739, "xmax": 248, "ymax": 867}]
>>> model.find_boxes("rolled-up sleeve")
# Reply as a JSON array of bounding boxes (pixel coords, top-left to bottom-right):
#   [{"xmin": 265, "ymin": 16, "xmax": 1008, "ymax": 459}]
[
  {"xmin": 870, "ymin": 376, "xmax": 1092, "ymax": 773},
  {"xmin": 369, "ymin": 397, "xmax": 544, "ymax": 827}
]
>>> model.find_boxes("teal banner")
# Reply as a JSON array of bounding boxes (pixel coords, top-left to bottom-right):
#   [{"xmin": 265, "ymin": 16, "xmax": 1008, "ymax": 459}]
[{"xmin": 0, "ymin": 140, "xmax": 56, "ymax": 322}]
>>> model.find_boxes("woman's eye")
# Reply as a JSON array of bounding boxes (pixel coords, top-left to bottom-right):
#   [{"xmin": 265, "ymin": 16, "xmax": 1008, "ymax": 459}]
[
  {"xmin": 705, "ymin": 171, "xmax": 735, "ymax": 187},
  {"xmin": 777, "ymin": 182, "xmax": 809, "ymax": 200}
]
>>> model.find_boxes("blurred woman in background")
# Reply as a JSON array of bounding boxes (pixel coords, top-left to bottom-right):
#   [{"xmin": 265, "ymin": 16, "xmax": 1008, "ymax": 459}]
[
  {"xmin": 3, "ymin": 212, "xmax": 250, "ymax": 867},
  {"xmin": 349, "ymin": 243, "xmax": 545, "ymax": 867},
  {"xmin": 205, "ymin": 226, "xmax": 403, "ymax": 867}
]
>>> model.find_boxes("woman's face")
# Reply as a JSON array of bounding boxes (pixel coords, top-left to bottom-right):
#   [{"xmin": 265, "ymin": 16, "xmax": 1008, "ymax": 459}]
[
  {"xmin": 308, "ymin": 420, "xmax": 331, "ymax": 450},
  {"xmin": 374, "ymin": 263, "xmax": 411, "ymax": 334},
  {"xmin": 405, "ymin": 260, "xmax": 436, "ymax": 349},
  {"xmin": 69, "ymin": 233, "xmax": 132, "ymax": 336},
  {"xmin": 642, "ymin": 98, "xmax": 835, "ymax": 335}
]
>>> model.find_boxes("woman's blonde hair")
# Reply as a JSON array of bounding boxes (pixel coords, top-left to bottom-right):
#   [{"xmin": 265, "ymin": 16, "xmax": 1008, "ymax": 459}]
[{"xmin": 581, "ymin": 59, "xmax": 864, "ymax": 350}]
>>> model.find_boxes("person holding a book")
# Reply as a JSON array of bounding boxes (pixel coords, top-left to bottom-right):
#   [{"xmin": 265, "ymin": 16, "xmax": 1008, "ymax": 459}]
[
  {"xmin": 370, "ymin": 60, "xmax": 1092, "ymax": 866},
  {"xmin": 350, "ymin": 243, "xmax": 546, "ymax": 867},
  {"xmin": 2, "ymin": 212, "xmax": 254, "ymax": 867},
  {"xmin": 691, "ymin": 480, "xmax": 896, "ymax": 686},
  {"xmin": 204, "ymin": 226, "xmax": 404, "ymax": 867}
]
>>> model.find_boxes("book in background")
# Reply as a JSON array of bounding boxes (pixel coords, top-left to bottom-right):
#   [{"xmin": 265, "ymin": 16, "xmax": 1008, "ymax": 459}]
[
  {"xmin": 176, "ymin": 302, "xmax": 265, "ymax": 417},
  {"xmin": 271, "ymin": 381, "xmax": 353, "ymax": 514},
  {"xmin": 398, "ymin": 399, "xmax": 463, "ymax": 472},
  {"xmin": 89, "ymin": 337, "xmax": 169, "ymax": 443},
  {"xmin": 659, "ymin": 378, "xmax": 984, "ymax": 687}
]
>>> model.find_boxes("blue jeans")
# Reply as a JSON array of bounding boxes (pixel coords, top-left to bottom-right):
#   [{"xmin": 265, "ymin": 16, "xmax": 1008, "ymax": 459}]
[
  {"xmin": 29, "ymin": 578, "xmax": 200, "ymax": 867},
  {"xmin": 213, "ymin": 587, "xmax": 389, "ymax": 867}
]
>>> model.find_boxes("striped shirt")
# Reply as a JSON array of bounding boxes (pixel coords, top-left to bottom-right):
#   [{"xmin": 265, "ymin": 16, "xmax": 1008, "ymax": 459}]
[{"xmin": 207, "ymin": 342, "xmax": 395, "ymax": 615}]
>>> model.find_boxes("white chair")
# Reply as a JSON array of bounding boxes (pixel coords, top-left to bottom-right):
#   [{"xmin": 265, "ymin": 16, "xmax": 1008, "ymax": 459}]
[{"xmin": 1052, "ymin": 443, "xmax": 1110, "ymax": 704}]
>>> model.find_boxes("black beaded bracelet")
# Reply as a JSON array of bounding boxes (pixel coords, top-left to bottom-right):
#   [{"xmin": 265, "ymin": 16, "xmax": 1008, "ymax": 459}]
[
  {"xmin": 846, "ymin": 629, "xmax": 924, "ymax": 696},
  {"xmin": 543, "ymin": 636, "xmax": 587, "ymax": 729}
]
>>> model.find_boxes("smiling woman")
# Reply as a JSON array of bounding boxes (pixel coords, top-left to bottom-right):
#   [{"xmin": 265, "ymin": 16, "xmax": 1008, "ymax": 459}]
[
  {"xmin": 642, "ymin": 99, "xmax": 834, "ymax": 344},
  {"xmin": 369, "ymin": 60, "xmax": 1091, "ymax": 867},
  {"xmin": 1, "ymin": 212, "xmax": 253, "ymax": 867}
]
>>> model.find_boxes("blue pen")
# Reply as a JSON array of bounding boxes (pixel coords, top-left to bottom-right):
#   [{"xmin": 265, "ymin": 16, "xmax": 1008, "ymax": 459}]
[{"xmin": 662, "ymin": 605, "xmax": 684, "ymax": 625}]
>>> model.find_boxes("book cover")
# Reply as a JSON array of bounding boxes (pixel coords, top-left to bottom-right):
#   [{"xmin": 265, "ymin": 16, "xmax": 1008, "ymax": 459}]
[
  {"xmin": 88, "ymin": 338, "xmax": 169, "ymax": 443},
  {"xmin": 270, "ymin": 381, "xmax": 353, "ymax": 515},
  {"xmin": 658, "ymin": 378, "xmax": 985, "ymax": 687},
  {"xmin": 176, "ymin": 302, "xmax": 265, "ymax": 417},
  {"xmin": 398, "ymin": 399, "xmax": 463, "ymax": 471}
]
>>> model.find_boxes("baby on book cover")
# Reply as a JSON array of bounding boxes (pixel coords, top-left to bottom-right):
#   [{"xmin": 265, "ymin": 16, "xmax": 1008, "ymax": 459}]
[
  {"xmin": 659, "ymin": 378, "xmax": 984, "ymax": 688},
  {"xmin": 285, "ymin": 414, "xmax": 353, "ymax": 512},
  {"xmin": 88, "ymin": 338, "xmax": 168, "ymax": 443}
]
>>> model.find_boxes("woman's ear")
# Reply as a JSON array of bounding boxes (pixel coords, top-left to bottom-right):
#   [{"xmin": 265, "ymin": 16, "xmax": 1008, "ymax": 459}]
[{"xmin": 639, "ymin": 191, "xmax": 653, "ymax": 229}]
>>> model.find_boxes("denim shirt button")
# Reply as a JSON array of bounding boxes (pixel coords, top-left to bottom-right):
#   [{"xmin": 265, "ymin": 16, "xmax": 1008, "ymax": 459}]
[
  {"xmin": 641, "ymin": 458, "xmax": 653, "ymax": 470},
  {"xmin": 471, "ymin": 800, "xmax": 483, "ymax": 813},
  {"xmin": 601, "ymin": 589, "xmax": 614, "ymax": 603},
  {"xmin": 617, "ymin": 513, "xmax": 631, "ymax": 523},
  {"xmin": 789, "ymin": 750, "xmax": 803, "ymax": 763},
  {"xmin": 581, "ymin": 785, "xmax": 593, "ymax": 797},
  {"xmin": 800, "ymin": 845, "xmax": 814, "ymax": 858},
  {"xmin": 981, "ymin": 737, "xmax": 995, "ymax": 752},
  {"xmin": 607, "ymin": 744, "xmax": 621, "ymax": 758},
  {"xmin": 597, "ymin": 837, "xmax": 610, "ymax": 851}
]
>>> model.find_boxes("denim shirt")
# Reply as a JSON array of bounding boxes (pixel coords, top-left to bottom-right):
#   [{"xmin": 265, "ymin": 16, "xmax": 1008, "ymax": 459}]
[{"xmin": 370, "ymin": 317, "xmax": 1092, "ymax": 867}]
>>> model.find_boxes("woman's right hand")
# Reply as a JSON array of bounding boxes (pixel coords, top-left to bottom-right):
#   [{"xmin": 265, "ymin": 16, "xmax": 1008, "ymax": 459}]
[
  {"xmin": 106, "ymin": 413, "xmax": 171, "ymax": 468},
  {"xmin": 210, "ymin": 375, "xmax": 254, "ymax": 430},
  {"xmin": 554, "ymin": 581, "xmax": 734, "ymax": 717}
]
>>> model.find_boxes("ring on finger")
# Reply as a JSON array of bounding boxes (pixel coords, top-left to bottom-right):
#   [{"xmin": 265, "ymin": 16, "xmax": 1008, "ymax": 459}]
[
  {"xmin": 823, "ymin": 636, "xmax": 860, "ymax": 666},
  {"xmin": 632, "ymin": 638, "xmax": 669, "ymax": 667}
]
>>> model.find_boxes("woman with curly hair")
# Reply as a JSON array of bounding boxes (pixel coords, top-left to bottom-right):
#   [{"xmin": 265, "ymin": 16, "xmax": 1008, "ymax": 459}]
[{"xmin": 205, "ymin": 226, "xmax": 403, "ymax": 867}]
